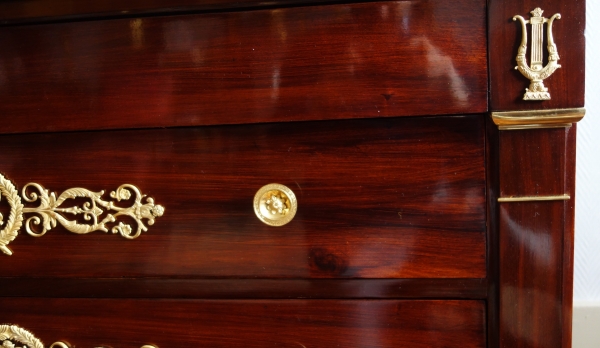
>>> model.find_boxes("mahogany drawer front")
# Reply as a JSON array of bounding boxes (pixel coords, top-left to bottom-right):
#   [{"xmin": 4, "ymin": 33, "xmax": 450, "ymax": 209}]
[
  {"xmin": 0, "ymin": 0, "xmax": 487, "ymax": 134},
  {"xmin": 1, "ymin": 298, "xmax": 486, "ymax": 348},
  {"xmin": 0, "ymin": 115, "xmax": 485, "ymax": 279}
]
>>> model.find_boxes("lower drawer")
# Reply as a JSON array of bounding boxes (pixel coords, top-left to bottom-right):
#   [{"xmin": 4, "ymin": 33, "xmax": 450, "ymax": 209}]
[{"xmin": 1, "ymin": 299, "xmax": 485, "ymax": 347}]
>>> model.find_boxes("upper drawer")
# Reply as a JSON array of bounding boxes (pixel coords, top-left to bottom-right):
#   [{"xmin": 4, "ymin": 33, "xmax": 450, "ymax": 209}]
[
  {"xmin": 0, "ymin": 115, "xmax": 485, "ymax": 279},
  {"xmin": 0, "ymin": 0, "xmax": 487, "ymax": 134}
]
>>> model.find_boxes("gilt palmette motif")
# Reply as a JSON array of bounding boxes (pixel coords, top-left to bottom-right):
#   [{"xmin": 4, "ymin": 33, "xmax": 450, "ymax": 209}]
[
  {"xmin": 0, "ymin": 173, "xmax": 164, "ymax": 256},
  {"xmin": 513, "ymin": 8, "xmax": 561, "ymax": 100}
]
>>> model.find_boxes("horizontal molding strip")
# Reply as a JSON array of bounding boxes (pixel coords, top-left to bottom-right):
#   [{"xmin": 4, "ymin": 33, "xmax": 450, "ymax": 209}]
[
  {"xmin": 492, "ymin": 108, "xmax": 585, "ymax": 130},
  {"xmin": 498, "ymin": 123, "xmax": 572, "ymax": 130},
  {"xmin": 498, "ymin": 194, "xmax": 570, "ymax": 202}
]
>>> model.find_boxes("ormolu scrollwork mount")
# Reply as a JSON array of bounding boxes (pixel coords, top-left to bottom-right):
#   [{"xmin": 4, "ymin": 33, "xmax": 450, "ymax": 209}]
[{"xmin": 0, "ymin": 173, "xmax": 164, "ymax": 256}]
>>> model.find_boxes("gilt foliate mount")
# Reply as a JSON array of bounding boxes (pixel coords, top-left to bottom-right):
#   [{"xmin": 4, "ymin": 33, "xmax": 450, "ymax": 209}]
[
  {"xmin": 0, "ymin": 324, "xmax": 158, "ymax": 348},
  {"xmin": 0, "ymin": 173, "xmax": 164, "ymax": 256},
  {"xmin": 513, "ymin": 8, "xmax": 561, "ymax": 100}
]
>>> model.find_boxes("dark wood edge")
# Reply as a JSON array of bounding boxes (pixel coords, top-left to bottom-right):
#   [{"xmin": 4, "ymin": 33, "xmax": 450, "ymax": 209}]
[
  {"xmin": 0, "ymin": 0, "xmax": 387, "ymax": 26},
  {"xmin": 562, "ymin": 124, "xmax": 576, "ymax": 348},
  {"xmin": 485, "ymin": 115, "xmax": 499, "ymax": 348},
  {"xmin": 0, "ymin": 278, "xmax": 487, "ymax": 299}
]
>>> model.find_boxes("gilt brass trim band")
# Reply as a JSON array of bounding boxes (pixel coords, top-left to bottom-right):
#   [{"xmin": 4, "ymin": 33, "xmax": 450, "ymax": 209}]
[
  {"xmin": 498, "ymin": 123, "xmax": 572, "ymax": 131},
  {"xmin": 498, "ymin": 194, "xmax": 570, "ymax": 202},
  {"xmin": 1, "ymin": 324, "xmax": 157, "ymax": 348},
  {"xmin": 492, "ymin": 108, "xmax": 585, "ymax": 130},
  {"xmin": 0, "ymin": 173, "xmax": 164, "ymax": 256}
]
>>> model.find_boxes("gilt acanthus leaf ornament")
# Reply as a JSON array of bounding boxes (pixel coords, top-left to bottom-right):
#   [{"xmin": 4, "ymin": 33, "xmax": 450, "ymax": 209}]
[
  {"xmin": 0, "ymin": 175, "xmax": 24, "ymax": 256},
  {"xmin": 0, "ymin": 325, "xmax": 43, "ymax": 348},
  {"xmin": 0, "ymin": 173, "xmax": 164, "ymax": 255},
  {"xmin": 0, "ymin": 324, "xmax": 157, "ymax": 348},
  {"xmin": 513, "ymin": 8, "xmax": 561, "ymax": 100}
]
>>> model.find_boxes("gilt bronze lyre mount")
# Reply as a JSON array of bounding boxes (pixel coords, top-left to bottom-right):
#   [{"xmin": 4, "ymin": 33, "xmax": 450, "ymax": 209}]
[{"xmin": 513, "ymin": 7, "xmax": 561, "ymax": 100}]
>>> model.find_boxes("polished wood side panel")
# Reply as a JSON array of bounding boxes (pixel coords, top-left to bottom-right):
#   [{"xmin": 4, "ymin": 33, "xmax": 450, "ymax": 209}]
[
  {"xmin": 499, "ymin": 201, "xmax": 564, "ymax": 347},
  {"xmin": 489, "ymin": 0, "xmax": 585, "ymax": 111},
  {"xmin": 0, "ymin": 278, "xmax": 488, "ymax": 299},
  {"xmin": 498, "ymin": 128, "xmax": 572, "ymax": 348},
  {"xmin": 499, "ymin": 128, "xmax": 565, "ymax": 197},
  {"xmin": 0, "ymin": 0, "xmax": 487, "ymax": 134},
  {"xmin": 1, "ymin": 299, "xmax": 486, "ymax": 347},
  {"xmin": 0, "ymin": 116, "xmax": 486, "ymax": 279}
]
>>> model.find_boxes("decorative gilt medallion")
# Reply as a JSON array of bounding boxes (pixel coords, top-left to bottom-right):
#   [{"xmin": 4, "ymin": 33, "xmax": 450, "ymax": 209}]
[
  {"xmin": 0, "ymin": 173, "xmax": 164, "ymax": 256},
  {"xmin": 253, "ymin": 183, "xmax": 297, "ymax": 227},
  {"xmin": 513, "ymin": 8, "xmax": 561, "ymax": 100}
]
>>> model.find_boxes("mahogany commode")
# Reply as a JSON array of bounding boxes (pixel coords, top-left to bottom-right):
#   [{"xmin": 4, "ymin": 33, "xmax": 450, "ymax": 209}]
[{"xmin": 0, "ymin": 0, "xmax": 585, "ymax": 347}]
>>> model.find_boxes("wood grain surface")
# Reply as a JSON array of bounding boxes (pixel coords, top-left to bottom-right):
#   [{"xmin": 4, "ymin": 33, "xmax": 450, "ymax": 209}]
[
  {"xmin": 498, "ymin": 127, "xmax": 574, "ymax": 348},
  {"xmin": 1, "ymin": 298, "xmax": 486, "ymax": 348},
  {"xmin": 499, "ymin": 201, "xmax": 565, "ymax": 348},
  {"xmin": 0, "ymin": 1, "xmax": 587, "ymax": 347},
  {"xmin": 499, "ymin": 128, "xmax": 566, "ymax": 197},
  {"xmin": 489, "ymin": 0, "xmax": 585, "ymax": 111},
  {"xmin": 0, "ymin": 116, "xmax": 486, "ymax": 279},
  {"xmin": 0, "ymin": 0, "xmax": 487, "ymax": 134}
]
